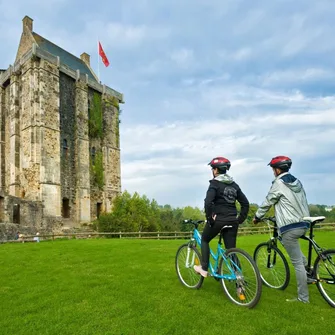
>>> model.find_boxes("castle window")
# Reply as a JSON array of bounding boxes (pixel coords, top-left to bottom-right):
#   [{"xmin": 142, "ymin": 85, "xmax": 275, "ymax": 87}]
[
  {"xmin": 63, "ymin": 139, "xmax": 69, "ymax": 157},
  {"xmin": 91, "ymin": 147, "xmax": 96, "ymax": 164}
]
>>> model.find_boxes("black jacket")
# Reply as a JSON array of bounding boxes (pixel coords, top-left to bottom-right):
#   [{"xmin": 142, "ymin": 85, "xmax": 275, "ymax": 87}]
[{"xmin": 204, "ymin": 174, "xmax": 249, "ymax": 224}]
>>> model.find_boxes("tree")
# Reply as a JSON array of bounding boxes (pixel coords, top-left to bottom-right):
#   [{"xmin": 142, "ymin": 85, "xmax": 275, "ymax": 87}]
[
  {"xmin": 95, "ymin": 190, "xmax": 334, "ymax": 233},
  {"xmin": 97, "ymin": 191, "xmax": 162, "ymax": 232}
]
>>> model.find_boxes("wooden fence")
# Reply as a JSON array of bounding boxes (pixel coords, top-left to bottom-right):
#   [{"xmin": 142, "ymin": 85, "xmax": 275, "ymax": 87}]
[{"xmin": 2, "ymin": 223, "xmax": 335, "ymax": 244}]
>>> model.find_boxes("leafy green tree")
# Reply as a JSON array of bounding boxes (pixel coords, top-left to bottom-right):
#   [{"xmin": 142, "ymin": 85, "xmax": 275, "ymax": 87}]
[{"xmin": 95, "ymin": 189, "xmax": 334, "ymax": 233}]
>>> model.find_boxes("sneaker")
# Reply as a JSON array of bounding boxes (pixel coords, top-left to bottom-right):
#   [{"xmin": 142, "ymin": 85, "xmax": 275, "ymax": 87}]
[
  {"xmin": 193, "ymin": 265, "xmax": 208, "ymax": 278},
  {"xmin": 307, "ymin": 277, "xmax": 317, "ymax": 284},
  {"xmin": 236, "ymin": 287, "xmax": 246, "ymax": 301},
  {"xmin": 307, "ymin": 273, "xmax": 317, "ymax": 284},
  {"xmin": 286, "ymin": 297, "xmax": 309, "ymax": 304}
]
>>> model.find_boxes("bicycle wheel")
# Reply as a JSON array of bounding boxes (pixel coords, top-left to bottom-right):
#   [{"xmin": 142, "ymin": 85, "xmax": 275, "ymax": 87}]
[
  {"xmin": 219, "ymin": 248, "xmax": 262, "ymax": 308},
  {"xmin": 253, "ymin": 242, "xmax": 290, "ymax": 290},
  {"xmin": 175, "ymin": 244, "xmax": 204, "ymax": 289},
  {"xmin": 313, "ymin": 249, "xmax": 335, "ymax": 308}
]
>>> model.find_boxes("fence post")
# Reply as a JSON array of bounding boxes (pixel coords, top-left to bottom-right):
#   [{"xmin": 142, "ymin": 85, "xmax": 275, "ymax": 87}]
[
  {"xmin": 158, "ymin": 231, "xmax": 160, "ymax": 240},
  {"xmin": 119, "ymin": 231, "xmax": 121, "ymax": 239}
]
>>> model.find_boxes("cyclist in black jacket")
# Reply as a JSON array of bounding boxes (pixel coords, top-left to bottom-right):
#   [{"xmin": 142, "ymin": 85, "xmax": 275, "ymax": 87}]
[{"xmin": 194, "ymin": 157, "xmax": 250, "ymax": 278}]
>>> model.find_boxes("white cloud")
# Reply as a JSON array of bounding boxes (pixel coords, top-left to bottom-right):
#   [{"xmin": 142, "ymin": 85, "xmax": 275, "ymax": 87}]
[
  {"xmin": 261, "ymin": 68, "xmax": 334, "ymax": 86},
  {"xmin": 218, "ymin": 48, "xmax": 254, "ymax": 62},
  {"xmin": 120, "ymin": 93, "xmax": 335, "ymax": 207},
  {"xmin": 169, "ymin": 48, "xmax": 194, "ymax": 67}
]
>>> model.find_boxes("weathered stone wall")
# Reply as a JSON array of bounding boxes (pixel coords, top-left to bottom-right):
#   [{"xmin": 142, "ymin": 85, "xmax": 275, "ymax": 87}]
[
  {"xmin": 102, "ymin": 95, "xmax": 121, "ymax": 212},
  {"xmin": 4, "ymin": 195, "xmax": 43, "ymax": 227},
  {"xmin": 1, "ymin": 41, "xmax": 123, "ymax": 228},
  {"xmin": 38, "ymin": 59, "xmax": 61, "ymax": 217},
  {"xmin": 0, "ymin": 86, "xmax": 9, "ymax": 192},
  {"xmin": 87, "ymin": 88, "xmax": 104, "ymax": 219},
  {"xmin": 0, "ymin": 87, "xmax": 4, "ymax": 190},
  {"xmin": 0, "ymin": 223, "xmax": 20, "ymax": 241},
  {"xmin": 20, "ymin": 58, "xmax": 42, "ymax": 201},
  {"xmin": 15, "ymin": 17, "xmax": 36, "ymax": 62},
  {"xmin": 74, "ymin": 80, "xmax": 90, "ymax": 222},
  {"xmin": 4, "ymin": 86, "xmax": 10, "ymax": 196},
  {"xmin": 59, "ymin": 73, "xmax": 76, "ymax": 219},
  {"xmin": 9, "ymin": 73, "xmax": 21, "ymax": 197}
]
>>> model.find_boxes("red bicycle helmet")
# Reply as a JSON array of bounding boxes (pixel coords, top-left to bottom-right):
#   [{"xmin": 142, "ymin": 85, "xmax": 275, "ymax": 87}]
[
  {"xmin": 208, "ymin": 157, "xmax": 231, "ymax": 170},
  {"xmin": 268, "ymin": 156, "xmax": 292, "ymax": 170}
]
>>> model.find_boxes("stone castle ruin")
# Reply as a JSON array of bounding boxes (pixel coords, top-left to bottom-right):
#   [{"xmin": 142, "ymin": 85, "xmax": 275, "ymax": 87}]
[{"xmin": 0, "ymin": 16, "xmax": 123, "ymax": 237}]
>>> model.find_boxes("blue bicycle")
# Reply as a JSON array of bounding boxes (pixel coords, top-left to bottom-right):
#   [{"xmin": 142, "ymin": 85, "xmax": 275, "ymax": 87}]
[{"xmin": 175, "ymin": 219, "xmax": 262, "ymax": 308}]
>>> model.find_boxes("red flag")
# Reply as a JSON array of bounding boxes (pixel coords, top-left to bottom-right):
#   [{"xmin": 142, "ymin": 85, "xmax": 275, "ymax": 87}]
[{"xmin": 98, "ymin": 41, "xmax": 110, "ymax": 67}]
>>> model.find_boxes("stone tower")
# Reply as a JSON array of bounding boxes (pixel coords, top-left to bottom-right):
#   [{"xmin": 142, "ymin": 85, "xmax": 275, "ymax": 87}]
[{"xmin": 0, "ymin": 16, "xmax": 123, "ymax": 232}]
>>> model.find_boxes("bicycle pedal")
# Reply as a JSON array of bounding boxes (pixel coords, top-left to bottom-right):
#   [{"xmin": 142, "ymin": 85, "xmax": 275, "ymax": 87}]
[
  {"xmin": 237, "ymin": 287, "xmax": 246, "ymax": 301},
  {"xmin": 238, "ymin": 293, "xmax": 246, "ymax": 301}
]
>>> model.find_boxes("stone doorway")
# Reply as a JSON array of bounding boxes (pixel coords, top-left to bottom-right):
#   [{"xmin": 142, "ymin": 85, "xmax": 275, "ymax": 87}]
[
  {"xmin": 13, "ymin": 203, "xmax": 20, "ymax": 224},
  {"xmin": 97, "ymin": 202, "xmax": 102, "ymax": 218},
  {"xmin": 62, "ymin": 198, "xmax": 70, "ymax": 218}
]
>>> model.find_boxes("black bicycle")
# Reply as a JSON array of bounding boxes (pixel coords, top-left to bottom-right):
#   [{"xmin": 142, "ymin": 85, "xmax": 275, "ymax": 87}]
[{"xmin": 253, "ymin": 216, "xmax": 335, "ymax": 308}]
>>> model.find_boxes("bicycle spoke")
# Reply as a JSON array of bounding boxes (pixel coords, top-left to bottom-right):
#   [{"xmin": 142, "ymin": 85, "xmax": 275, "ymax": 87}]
[
  {"xmin": 219, "ymin": 248, "xmax": 262, "ymax": 308},
  {"xmin": 315, "ymin": 249, "xmax": 335, "ymax": 308},
  {"xmin": 253, "ymin": 243, "xmax": 290, "ymax": 290},
  {"xmin": 175, "ymin": 244, "xmax": 204, "ymax": 289}
]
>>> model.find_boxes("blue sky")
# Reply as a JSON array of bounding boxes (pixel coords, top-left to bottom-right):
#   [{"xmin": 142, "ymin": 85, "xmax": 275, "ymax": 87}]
[{"xmin": 1, "ymin": 0, "xmax": 335, "ymax": 208}]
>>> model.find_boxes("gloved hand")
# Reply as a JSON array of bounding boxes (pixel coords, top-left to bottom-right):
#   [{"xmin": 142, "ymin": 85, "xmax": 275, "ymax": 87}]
[{"xmin": 207, "ymin": 214, "xmax": 217, "ymax": 227}]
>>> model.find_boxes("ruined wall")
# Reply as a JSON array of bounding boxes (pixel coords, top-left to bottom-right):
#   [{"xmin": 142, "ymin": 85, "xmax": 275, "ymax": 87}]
[
  {"xmin": 0, "ymin": 86, "xmax": 9, "ymax": 193},
  {"xmin": 38, "ymin": 59, "xmax": 61, "ymax": 217},
  {"xmin": 59, "ymin": 73, "xmax": 76, "ymax": 219},
  {"xmin": 74, "ymin": 80, "xmax": 90, "ymax": 222},
  {"xmin": 20, "ymin": 58, "xmax": 42, "ymax": 201},
  {"xmin": 1, "ymin": 44, "xmax": 122, "ymax": 228},
  {"xmin": 86, "ymin": 90, "xmax": 122, "ymax": 218},
  {"xmin": 15, "ymin": 17, "xmax": 35, "ymax": 62},
  {"xmin": 4, "ymin": 195, "xmax": 43, "ymax": 227},
  {"xmin": 9, "ymin": 73, "xmax": 21, "ymax": 197},
  {"xmin": 0, "ymin": 87, "xmax": 4, "ymax": 190},
  {"xmin": 20, "ymin": 57, "xmax": 61, "ymax": 217},
  {"xmin": 88, "ymin": 88, "xmax": 104, "ymax": 219},
  {"xmin": 102, "ymin": 95, "xmax": 121, "ymax": 213}
]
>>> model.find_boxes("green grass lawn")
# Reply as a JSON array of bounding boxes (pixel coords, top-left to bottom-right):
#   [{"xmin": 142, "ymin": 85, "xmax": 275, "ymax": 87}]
[{"xmin": 0, "ymin": 232, "xmax": 334, "ymax": 335}]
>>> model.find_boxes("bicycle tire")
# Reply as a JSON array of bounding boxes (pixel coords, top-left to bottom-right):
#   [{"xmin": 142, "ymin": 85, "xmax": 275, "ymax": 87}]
[
  {"xmin": 219, "ymin": 248, "xmax": 262, "ymax": 308},
  {"xmin": 175, "ymin": 244, "xmax": 204, "ymax": 289},
  {"xmin": 313, "ymin": 248, "xmax": 335, "ymax": 308},
  {"xmin": 253, "ymin": 242, "xmax": 290, "ymax": 290}
]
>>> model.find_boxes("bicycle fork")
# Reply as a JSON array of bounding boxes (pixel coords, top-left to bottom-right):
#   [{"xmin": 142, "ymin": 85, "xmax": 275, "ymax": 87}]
[
  {"xmin": 266, "ymin": 240, "xmax": 278, "ymax": 269},
  {"xmin": 185, "ymin": 246, "xmax": 197, "ymax": 268}
]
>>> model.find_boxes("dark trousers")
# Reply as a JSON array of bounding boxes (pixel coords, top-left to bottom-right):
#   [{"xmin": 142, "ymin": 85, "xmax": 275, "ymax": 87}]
[{"xmin": 201, "ymin": 220, "xmax": 238, "ymax": 271}]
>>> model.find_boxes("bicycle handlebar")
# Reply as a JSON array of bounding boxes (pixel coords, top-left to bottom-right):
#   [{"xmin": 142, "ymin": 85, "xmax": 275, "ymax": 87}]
[
  {"xmin": 261, "ymin": 217, "xmax": 276, "ymax": 224},
  {"xmin": 183, "ymin": 219, "xmax": 205, "ymax": 226}
]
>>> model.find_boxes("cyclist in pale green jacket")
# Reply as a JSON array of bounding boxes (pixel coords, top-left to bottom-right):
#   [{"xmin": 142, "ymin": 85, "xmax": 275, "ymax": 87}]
[{"xmin": 253, "ymin": 156, "xmax": 311, "ymax": 304}]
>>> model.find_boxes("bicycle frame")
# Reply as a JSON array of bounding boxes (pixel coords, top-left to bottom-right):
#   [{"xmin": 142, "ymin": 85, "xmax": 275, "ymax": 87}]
[
  {"xmin": 300, "ymin": 223, "xmax": 327, "ymax": 272},
  {"xmin": 264, "ymin": 218, "xmax": 327, "ymax": 273},
  {"xmin": 189, "ymin": 225, "xmax": 237, "ymax": 281}
]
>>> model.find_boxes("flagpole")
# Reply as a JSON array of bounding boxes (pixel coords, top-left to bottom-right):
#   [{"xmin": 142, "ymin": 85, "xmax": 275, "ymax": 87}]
[{"xmin": 97, "ymin": 39, "xmax": 100, "ymax": 83}]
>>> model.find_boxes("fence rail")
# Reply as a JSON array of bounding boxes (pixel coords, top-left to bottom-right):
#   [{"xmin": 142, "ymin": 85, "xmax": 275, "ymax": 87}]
[{"xmin": 2, "ymin": 223, "xmax": 335, "ymax": 244}]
